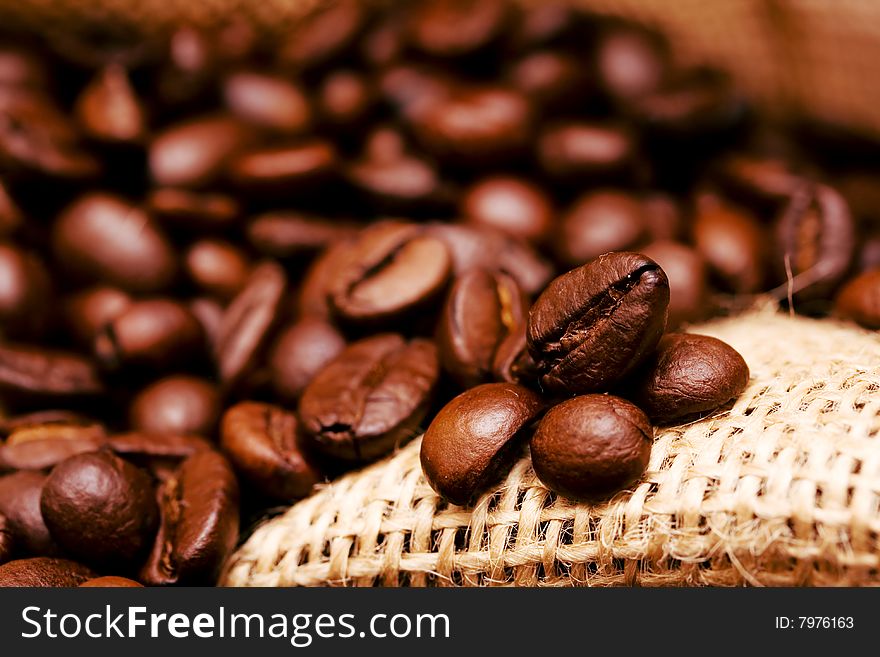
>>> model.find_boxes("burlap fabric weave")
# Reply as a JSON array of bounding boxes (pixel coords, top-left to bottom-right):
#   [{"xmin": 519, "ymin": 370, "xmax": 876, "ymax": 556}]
[{"xmin": 223, "ymin": 306, "xmax": 880, "ymax": 587}]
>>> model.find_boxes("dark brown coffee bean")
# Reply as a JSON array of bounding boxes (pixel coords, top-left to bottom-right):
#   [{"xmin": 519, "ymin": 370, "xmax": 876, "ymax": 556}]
[
  {"xmin": 527, "ymin": 251, "xmax": 669, "ymax": 395},
  {"xmin": 407, "ymin": 0, "xmax": 511, "ymax": 58},
  {"xmin": 595, "ymin": 25, "xmax": 668, "ymax": 102},
  {"xmin": 189, "ymin": 296, "xmax": 224, "ymax": 352},
  {"xmin": 361, "ymin": 14, "xmax": 406, "ymax": 67},
  {"xmin": 75, "ymin": 64, "xmax": 145, "ymax": 144},
  {"xmin": 510, "ymin": 2, "xmax": 579, "ymax": 50},
  {"xmin": 267, "ymin": 318, "xmax": 346, "ymax": 402},
  {"xmin": 859, "ymin": 234, "xmax": 880, "ymax": 273},
  {"xmin": 107, "ymin": 432, "xmax": 214, "ymax": 482},
  {"xmin": 692, "ymin": 195, "xmax": 766, "ymax": 294},
  {"xmin": 140, "ymin": 450, "xmax": 239, "ymax": 586},
  {"xmin": 277, "ymin": 0, "xmax": 365, "ymax": 70},
  {"xmin": 317, "ymin": 70, "xmax": 374, "ymax": 129},
  {"xmin": 228, "ymin": 140, "xmax": 337, "ymax": 194},
  {"xmin": 147, "ymin": 188, "xmax": 241, "ymax": 232},
  {"xmin": 0, "ymin": 344, "xmax": 103, "ymax": 398},
  {"xmin": 130, "ymin": 375, "xmax": 221, "ymax": 437},
  {"xmin": 624, "ymin": 333, "xmax": 749, "ymax": 424},
  {"xmin": 246, "ymin": 212, "xmax": 356, "ymax": 259},
  {"xmin": 52, "ymin": 193, "xmax": 177, "ymax": 293},
  {"xmin": 0, "ymin": 179, "xmax": 23, "ymax": 238},
  {"xmin": 156, "ymin": 26, "xmax": 217, "ymax": 107},
  {"xmin": 0, "ymin": 514, "xmax": 12, "ymax": 564},
  {"xmin": 425, "ymin": 223, "xmax": 554, "ymax": 296},
  {"xmin": 420, "ymin": 382, "xmax": 544, "ymax": 505},
  {"xmin": 377, "ymin": 63, "xmax": 454, "ymax": 122},
  {"xmin": 149, "ymin": 114, "xmax": 254, "ymax": 188},
  {"xmin": 437, "ymin": 269, "xmax": 527, "ymax": 388},
  {"xmin": 41, "ymin": 450, "xmax": 158, "ymax": 565},
  {"xmin": 834, "ymin": 269, "xmax": 880, "ymax": 329},
  {"xmin": 1, "ymin": 422, "xmax": 106, "ymax": 472},
  {"xmin": 215, "ymin": 261, "xmax": 287, "ymax": 388},
  {"xmin": 461, "ymin": 176, "xmax": 554, "ymax": 244},
  {"xmin": 491, "ymin": 322, "xmax": 539, "ymax": 387},
  {"xmin": 63, "ymin": 285, "xmax": 132, "ymax": 348},
  {"xmin": 0, "ymin": 557, "xmax": 95, "ymax": 587},
  {"xmin": 223, "ymin": 70, "xmax": 312, "ymax": 135},
  {"xmin": 554, "ymin": 190, "xmax": 646, "ymax": 267},
  {"xmin": 0, "ymin": 471, "xmax": 57, "ymax": 555},
  {"xmin": 0, "ymin": 410, "xmax": 98, "ymax": 438},
  {"xmin": 0, "ymin": 242, "xmax": 52, "ymax": 338},
  {"xmin": 507, "ymin": 50, "xmax": 590, "ymax": 113},
  {"xmin": 80, "ymin": 575, "xmax": 143, "ymax": 587},
  {"xmin": 94, "ymin": 299, "xmax": 205, "ymax": 371},
  {"xmin": 299, "ymin": 334, "xmax": 439, "ymax": 462},
  {"xmin": 642, "ymin": 192, "xmax": 685, "ymax": 242},
  {"xmin": 184, "ymin": 239, "xmax": 250, "ymax": 301},
  {"xmin": 346, "ymin": 149, "xmax": 451, "ymax": 214},
  {"xmin": 221, "ymin": 401, "xmax": 323, "ymax": 500},
  {"xmin": 641, "ymin": 241, "xmax": 710, "ymax": 329},
  {"xmin": 412, "ymin": 87, "xmax": 533, "ymax": 167},
  {"xmin": 297, "ymin": 239, "xmax": 356, "ymax": 320},
  {"xmin": 537, "ymin": 123, "xmax": 634, "ymax": 183},
  {"xmin": 329, "ymin": 221, "xmax": 451, "ymax": 327},
  {"xmin": 714, "ymin": 154, "xmax": 803, "ymax": 211},
  {"xmin": 774, "ymin": 182, "xmax": 856, "ymax": 304},
  {"xmin": 530, "ymin": 394, "xmax": 653, "ymax": 500},
  {"xmin": 0, "ymin": 45, "xmax": 47, "ymax": 92}
]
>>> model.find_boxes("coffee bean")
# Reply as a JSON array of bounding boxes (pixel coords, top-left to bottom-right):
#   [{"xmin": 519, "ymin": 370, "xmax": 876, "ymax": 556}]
[
  {"xmin": 223, "ymin": 70, "xmax": 312, "ymax": 135},
  {"xmin": 0, "ymin": 557, "xmax": 95, "ymax": 587},
  {"xmin": 94, "ymin": 299, "xmax": 205, "ymax": 371},
  {"xmin": 0, "ymin": 242, "xmax": 52, "ymax": 338},
  {"xmin": 80, "ymin": 575, "xmax": 143, "ymax": 587},
  {"xmin": 299, "ymin": 334, "xmax": 439, "ymax": 461},
  {"xmin": 595, "ymin": 24, "xmax": 668, "ymax": 102},
  {"xmin": 149, "ymin": 114, "xmax": 254, "ymax": 188},
  {"xmin": 277, "ymin": 0, "xmax": 365, "ymax": 70},
  {"xmin": 267, "ymin": 318, "xmax": 346, "ymax": 402},
  {"xmin": 531, "ymin": 394, "xmax": 653, "ymax": 500},
  {"xmin": 107, "ymin": 432, "xmax": 214, "ymax": 481},
  {"xmin": 554, "ymin": 190, "xmax": 646, "ymax": 266},
  {"xmin": 641, "ymin": 240, "xmax": 710, "ymax": 328},
  {"xmin": 437, "ymin": 269, "xmax": 527, "ymax": 388},
  {"xmin": 227, "ymin": 140, "xmax": 337, "ymax": 195},
  {"xmin": 63, "ymin": 285, "xmax": 132, "ymax": 348},
  {"xmin": 460, "ymin": 176, "xmax": 554, "ymax": 244},
  {"xmin": 147, "ymin": 188, "xmax": 240, "ymax": 233},
  {"xmin": 407, "ymin": 0, "xmax": 511, "ymax": 58},
  {"xmin": 0, "ymin": 422, "xmax": 106, "ymax": 471},
  {"xmin": 509, "ymin": 2, "xmax": 580, "ymax": 50},
  {"xmin": 507, "ymin": 50, "xmax": 590, "ymax": 114},
  {"xmin": 774, "ymin": 182, "xmax": 856, "ymax": 304},
  {"xmin": 329, "ymin": 221, "xmax": 451, "ymax": 327},
  {"xmin": 421, "ymin": 382, "xmax": 544, "ymax": 505},
  {"xmin": 528, "ymin": 252, "xmax": 669, "ymax": 395},
  {"xmin": 317, "ymin": 70, "xmax": 375, "ymax": 129},
  {"xmin": 246, "ymin": 212, "xmax": 356, "ymax": 259},
  {"xmin": 215, "ymin": 261, "xmax": 287, "ymax": 389},
  {"xmin": 0, "ymin": 410, "xmax": 98, "ymax": 438},
  {"xmin": 491, "ymin": 322, "xmax": 539, "ymax": 387},
  {"xmin": 41, "ymin": 450, "xmax": 158, "ymax": 566},
  {"xmin": 624, "ymin": 333, "xmax": 749, "ymax": 424},
  {"xmin": 189, "ymin": 296, "xmax": 225, "ymax": 350},
  {"xmin": 0, "ymin": 514, "xmax": 12, "ymax": 563},
  {"xmin": 0, "ymin": 45, "xmax": 47, "ymax": 92},
  {"xmin": 297, "ymin": 240, "xmax": 356, "ymax": 320},
  {"xmin": 0, "ymin": 343, "xmax": 103, "ymax": 398},
  {"xmin": 140, "ymin": 450, "xmax": 239, "ymax": 586},
  {"xmin": 52, "ymin": 193, "xmax": 177, "ymax": 293},
  {"xmin": 642, "ymin": 193, "xmax": 685, "ymax": 242},
  {"xmin": 346, "ymin": 148, "xmax": 452, "ymax": 214},
  {"xmin": 184, "ymin": 239, "xmax": 251, "ymax": 301},
  {"xmin": 377, "ymin": 63, "xmax": 454, "ymax": 122},
  {"xmin": 858, "ymin": 234, "xmax": 880, "ymax": 273},
  {"xmin": 75, "ymin": 64, "xmax": 146, "ymax": 144},
  {"xmin": 834, "ymin": 269, "xmax": 880, "ymax": 329},
  {"xmin": 129, "ymin": 375, "xmax": 221, "ymax": 437},
  {"xmin": 360, "ymin": 14, "xmax": 405, "ymax": 67},
  {"xmin": 221, "ymin": 402, "xmax": 323, "ymax": 500},
  {"xmin": 714, "ymin": 154, "xmax": 803, "ymax": 211},
  {"xmin": 0, "ymin": 471, "xmax": 57, "ymax": 555},
  {"xmin": 0, "ymin": 180, "xmax": 23, "ymax": 238},
  {"xmin": 537, "ymin": 122, "xmax": 634, "ymax": 183}
]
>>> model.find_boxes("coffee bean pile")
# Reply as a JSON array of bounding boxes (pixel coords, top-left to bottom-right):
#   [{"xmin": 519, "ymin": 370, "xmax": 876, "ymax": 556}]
[{"xmin": 0, "ymin": 0, "xmax": 876, "ymax": 586}]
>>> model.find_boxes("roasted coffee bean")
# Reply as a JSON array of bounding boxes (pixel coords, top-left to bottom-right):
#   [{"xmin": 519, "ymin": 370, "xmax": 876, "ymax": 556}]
[
  {"xmin": 228, "ymin": 140, "xmax": 337, "ymax": 194},
  {"xmin": 858, "ymin": 234, "xmax": 880, "ymax": 273},
  {"xmin": 94, "ymin": 299, "xmax": 205, "ymax": 371},
  {"xmin": 693, "ymin": 195, "xmax": 766, "ymax": 294},
  {"xmin": 641, "ymin": 240, "xmax": 710, "ymax": 328},
  {"xmin": 75, "ymin": 64, "xmax": 146, "ymax": 144},
  {"xmin": 246, "ymin": 212, "xmax": 356, "ymax": 259},
  {"xmin": 714, "ymin": 154, "xmax": 803, "ymax": 211},
  {"xmin": 0, "ymin": 557, "xmax": 95, "ymax": 587},
  {"xmin": 642, "ymin": 192, "xmax": 685, "ymax": 242},
  {"xmin": 421, "ymin": 382, "xmax": 544, "ymax": 505},
  {"xmin": 149, "ymin": 114, "xmax": 254, "ymax": 188},
  {"xmin": 437, "ymin": 269, "xmax": 527, "ymax": 388},
  {"xmin": 41, "ymin": 450, "xmax": 158, "ymax": 566},
  {"xmin": 530, "ymin": 394, "xmax": 653, "ymax": 500},
  {"xmin": 63, "ymin": 285, "xmax": 132, "ymax": 347},
  {"xmin": 52, "ymin": 193, "xmax": 177, "ymax": 293},
  {"xmin": 184, "ymin": 239, "xmax": 251, "ymax": 300},
  {"xmin": 0, "ymin": 410, "xmax": 98, "ymax": 438},
  {"xmin": 774, "ymin": 182, "xmax": 856, "ymax": 304},
  {"xmin": 527, "ymin": 252, "xmax": 669, "ymax": 395},
  {"xmin": 361, "ymin": 14, "xmax": 406, "ymax": 67},
  {"xmin": 510, "ymin": 2, "xmax": 580, "ymax": 50},
  {"xmin": 297, "ymin": 239, "xmax": 356, "ymax": 320},
  {"xmin": 346, "ymin": 148, "xmax": 451, "ymax": 214},
  {"xmin": 554, "ymin": 190, "xmax": 646, "ymax": 267},
  {"xmin": 0, "ymin": 514, "xmax": 12, "ymax": 563},
  {"xmin": 223, "ymin": 71, "xmax": 312, "ymax": 135},
  {"xmin": 267, "ymin": 318, "xmax": 346, "ymax": 402},
  {"xmin": 0, "ymin": 344, "xmax": 103, "ymax": 398},
  {"xmin": 507, "ymin": 50, "xmax": 590, "ymax": 114},
  {"xmin": 0, "ymin": 422, "xmax": 106, "ymax": 471},
  {"xmin": 129, "ymin": 375, "xmax": 221, "ymax": 437},
  {"xmin": 537, "ymin": 122, "xmax": 634, "ymax": 183},
  {"xmin": 491, "ymin": 322, "xmax": 539, "ymax": 387},
  {"xmin": 412, "ymin": 87, "xmax": 533, "ymax": 167},
  {"xmin": 624, "ymin": 333, "xmax": 749, "ymax": 424},
  {"xmin": 147, "ymin": 188, "xmax": 241, "ymax": 232},
  {"xmin": 299, "ymin": 334, "xmax": 439, "ymax": 462},
  {"xmin": 407, "ymin": 0, "xmax": 511, "ymax": 58},
  {"xmin": 0, "ymin": 471, "xmax": 57, "ymax": 555},
  {"xmin": 377, "ymin": 63, "xmax": 454, "ymax": 122},
  {"xmin": 140, "ymin": 450, "xmax": 239, "ymax": 586},
  {"xmin": 215, "ymin": 261, "xmax": 287, "ymax": 388},
  {"xmin": 460, "ymin": 176, "xmax": 554, "ymax": 244},
  {"xmin": 107, "ymin": 432, "xmax": 214, "ymax": 481},
  {"xmin": 221, "ymin": 402, "xmax": 323, "ymax": 500},
  {"xmin": 0, "ymin": 179, "xmax": 23, "ymax": 238},
  {"xmin": 595, "ymin": 24, "xmax": 668, "ymax": 102},
  {"xmin": 329, "ymin": 222, "xmax": 451, "ymax": 327},
  {"xmin": 0, "ymin": 242, "xmax": 52, "ymax": 338},
  {"xmin": 0, "ymin": 45, "xmax": 47, "ymax": 92},
  {"xmin": 834, "ymin": 269, "xmax": 880, "ymax": 329},
  {"xmin": 317, "ymin": 70, "xmax": 375, "ymax": 129},
  {"xmin": 277, "ymin": 0, "xmax": 365, "ymax": 70},
  {"xmin": 80, "ymin": 575, "xmax": 143, "ymax": 587}
]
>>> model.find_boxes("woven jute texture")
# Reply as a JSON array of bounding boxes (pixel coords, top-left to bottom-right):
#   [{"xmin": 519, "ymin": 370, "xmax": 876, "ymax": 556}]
[{"xmin": 223, "ymin": 307, "xmax": 880, "ymax": 587}]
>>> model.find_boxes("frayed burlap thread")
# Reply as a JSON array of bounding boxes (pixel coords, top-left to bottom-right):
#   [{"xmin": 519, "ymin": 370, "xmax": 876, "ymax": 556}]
[{"xmin": 222, "ymin": 308, "xmax": 880, "ymax": 587}]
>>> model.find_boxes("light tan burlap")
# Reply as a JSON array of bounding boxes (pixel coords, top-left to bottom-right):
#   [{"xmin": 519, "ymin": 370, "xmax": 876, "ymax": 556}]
[{"xmin": 223, "ymin": 306, "xmax": 880, "ymax": 587}]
